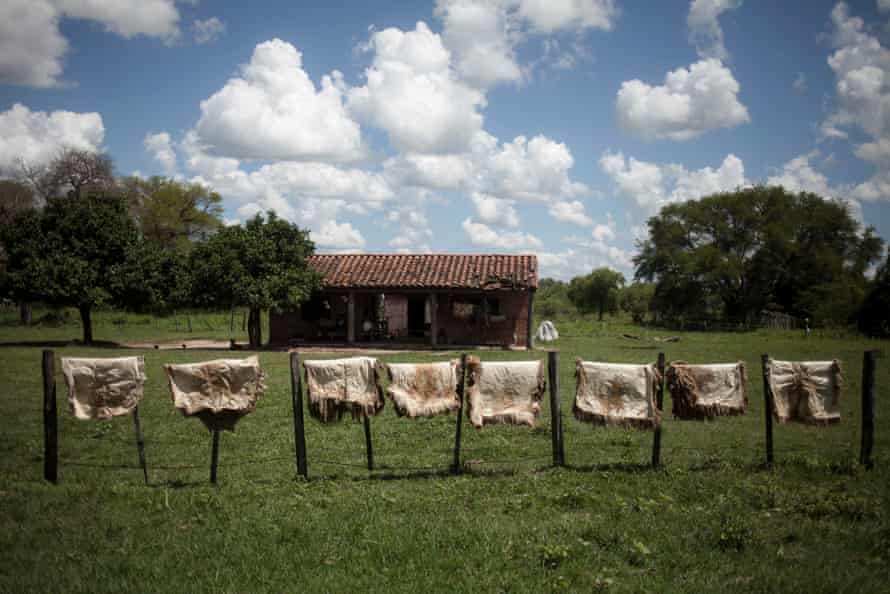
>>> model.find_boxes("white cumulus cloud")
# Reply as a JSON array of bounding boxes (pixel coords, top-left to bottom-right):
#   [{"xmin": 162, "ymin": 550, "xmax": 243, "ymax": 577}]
[
  {"xmin": 687, "ymin": 0, "xmax": 741, "ymax": 61},
  {"xmin": 311, "ymin": 220, "xmax": 366, "ymax": 250},
  {"xmin": 471, "ymin": 192, "xmax": 521, "ymax": 227},
  {"xmin": 0, "ymin": 103, "xmax": 104, "ymax": 173},
  {"xmin": 548, "ymin": 200, "xmax": 593, "ymax": 226},
  {"xmin": 517, "ymin": 0, "xmax": 618, "ymax": 33},
  {"xmin": 195, "ymin": 39, "xmax": 363, "ymax": 162},
  {"xmin": 461, "ymin": 217, "xmax": 542, "ymax": 249},
  {"xmin": 144, "ymin": 131, "xmax": 177, "ymax": 175},
  {"xmin": 616, "ymin": 58, "xmax": 749, "ymax": 141},
  {"xmin": 193, "ymin": 16, "xmax": 225, "ymax": 45}
]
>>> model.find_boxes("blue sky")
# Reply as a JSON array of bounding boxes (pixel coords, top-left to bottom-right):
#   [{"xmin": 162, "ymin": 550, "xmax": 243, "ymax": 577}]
[{"xmin": 2, "ymin": 0, "xmax": 889, "ymax": 279}]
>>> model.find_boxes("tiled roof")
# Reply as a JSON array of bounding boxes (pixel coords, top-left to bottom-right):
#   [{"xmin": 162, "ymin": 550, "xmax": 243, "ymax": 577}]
[{"xmin": 307, "ymin": 254, "xmax": 537, "ymax": 290}]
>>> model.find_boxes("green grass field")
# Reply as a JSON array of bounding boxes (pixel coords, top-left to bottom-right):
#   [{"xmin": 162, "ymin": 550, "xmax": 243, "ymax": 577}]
[{"xmin": 1, "ymin": 309, "xmax": 888, "ymax": 592}]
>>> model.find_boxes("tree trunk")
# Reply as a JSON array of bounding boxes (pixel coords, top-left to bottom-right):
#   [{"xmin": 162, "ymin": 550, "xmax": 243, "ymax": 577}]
[
  {"xmin": 19, "ymin": 302, "xmax": 32, "ymax": 326},
  {"xmin": 79, "ymin": 305, "xmax": 93, "ymax": 344},
  {"xmin": 597, "ymin": 302, "xmax": 604, "ymax": 321},
  {"xmin": 248, "ymin": 307, "xmax": 262, "ymax": 348}
]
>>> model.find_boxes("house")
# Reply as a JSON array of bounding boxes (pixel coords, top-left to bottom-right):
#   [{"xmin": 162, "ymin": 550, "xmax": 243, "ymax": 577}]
[{"xmin": 269, "ymin": 254, "xmax": 538, "ymax": 348}]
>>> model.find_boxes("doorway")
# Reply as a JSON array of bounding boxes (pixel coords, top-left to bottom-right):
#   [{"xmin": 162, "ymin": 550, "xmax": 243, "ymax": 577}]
[{"xmin": 407, "ymin": 296, "xmax": 426, "ymax": 337}]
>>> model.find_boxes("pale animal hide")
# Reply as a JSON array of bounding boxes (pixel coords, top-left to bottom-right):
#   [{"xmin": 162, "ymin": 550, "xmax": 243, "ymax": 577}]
[
  {"xmin": 767, "ymin": 359, "xmax": 842, "ymax": 424},
  {"xmin": 465, "ymin": 358, "xmax": 544, "ymax": 428},
  {"xmin": 164, "ymin": 356, "xmax": 265, "ymax": 431},
  {"xmin": 573, "ymin": 360, "xmax": 660, "ymax": 429},
  {"xmin": 304, "ymin": 357, "xmax": 384, "ymax": 423},
  {"xmin": 536, "ymin": 321, "xmax": 559, "ymax": 342},
  {"xmin": 385, "ymin": 361, "xmax": 461, "ymax": 419},
  {"xmin": 61, "ymin": 357, "xmax": 146, "ymax": 420},
  {"xmin": 667, "ymin": 362, "xmax": 747, "ymax": 420}
]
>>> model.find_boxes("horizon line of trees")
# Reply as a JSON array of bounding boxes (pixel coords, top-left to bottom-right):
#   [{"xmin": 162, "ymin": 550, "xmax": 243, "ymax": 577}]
[{"xmin": 0, "ymin": 148, "xmax": 322, "ymax": 347}]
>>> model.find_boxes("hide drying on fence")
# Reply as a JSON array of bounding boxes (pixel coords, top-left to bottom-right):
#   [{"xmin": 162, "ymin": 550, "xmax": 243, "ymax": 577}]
[
  {"xmin": 61, "ymin": 356, "xmax": 146, "ymax": 420},
  {"xmin": 536, "ymin": 321, "xmax": 559, "ymax": 342},
  {"xmin": 766, "ymin": 359, "xmax": 842, "ymax": 425},
  {"xmin": 164, "ymin": 356, "xmax": 265, "ymax": 431},
  {"xmin": 465, "ymin": 358, "xmax": 544, "ymax": 428},
  {"xmin": 384, "ymin": 361, "xmax": 461, "ymax": 418},
  {"xmin": 304, "ymin": 357, "xmax": 384, "ymax": 423},
  {"xmin": 573, "ymin": 360, "xmax": 661, "ymax": 429},
  {"xmin": 667, "ymin": 362, "xmax": 747, "ymax": 420}
]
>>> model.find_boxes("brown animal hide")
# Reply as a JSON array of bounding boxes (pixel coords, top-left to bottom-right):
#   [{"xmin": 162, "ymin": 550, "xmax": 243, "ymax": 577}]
[
  {"xmin": 767, "ymin": 359, "xmax": 842, "ymax": 425},
  {"xmin": 573, "ymin": 360, "xmax": 661, "ymax": 429},
  {"xmin": 464, "ymin": 357, "xmax": 544, "ymax": 428},
  {"xmin": 61, "ymin": 357, "xmax": 146, "ymax": 420},
  {"xmin": 667, "ymin": 362, "xmax": 747, "ymax": 420},
  {"xmin": 164, "ymin": 356, "xmax": 265, "ymax": 431},
  {"xmin": 385, "ymin": 361, "xmax": 461, "ymax": 418},
  {"xmin": 304, "ymin": 357, "xmax": 385, "ymax": 423}
]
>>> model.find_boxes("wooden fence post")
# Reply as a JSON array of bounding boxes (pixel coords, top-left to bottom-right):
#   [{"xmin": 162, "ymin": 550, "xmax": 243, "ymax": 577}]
[
  {"xmin": 761, "ymin": 354, "xmax": 774, "ymax": 467},
  {"xmin": 860, "ymin": 350, "xmax": 880, "ymax": 470},
  {"xmin": 132, "ymin": 407, "xmax": 148, "ymax": 484},
  {"xmin": 210, "ymin": 430, "xmax": 221, "ymax": 484},
  {"xmin": 363, "ymin": 417, "xmax": 374, "ymax": 471},
  {"xmin": 451, "ymin": 353, "xmax": 468, "ymax": 474},
  {"xmin": 652, "ymin": 352, "xmax": 665, "ymax": 468},
  {"xmin": 42, "ymin": 350, "xmax": 58, "ymax": 484},
  {"xmin": 290, "ymin": 352, "xmax": 308, "ymax": 479},
  {"xmin": 547, "ymin": 351, "xmax": 564, "ymax": 466}
]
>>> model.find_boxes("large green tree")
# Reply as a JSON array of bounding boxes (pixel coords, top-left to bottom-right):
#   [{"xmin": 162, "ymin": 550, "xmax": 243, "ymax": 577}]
[
  {"xmin": 123, "ymin": 176, "xmax": 223, "ymax": 250},
  {"xmin": 567, "ymin": 268, "xmax": 625, "ymax": 320},
  {"xmin": 634, "ymin": 186, "xmax": 884, "ymax": 324},
  {"xmin": 189, "ymin": 212, "xmax": 322, "ymax": 347},
  {"xmin": 619, "ymin": 282, "xmax": 655, "ymax": 324},
  {"xmin": 0, "ymin": 194, "xmax": 139, "ymax": 343},
  {"xmin": 0, "ymin": 179, "xmax": 38, "ymax": 324}
]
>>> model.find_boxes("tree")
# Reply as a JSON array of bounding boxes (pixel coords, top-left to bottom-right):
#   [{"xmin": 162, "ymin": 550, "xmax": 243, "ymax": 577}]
[
  {"xmin": 619, "ymin": 282, "xmax": 655, "ymax": 324},
  {"xmin": 567, "ymin": 268, "xmax": 625, "ymax": 320},
  {"xmin": 123, "ymin": 176, "xmax": 223, "ymax": 250},
  {"xmin": 536, "ymin": 278, "xmax": 573, "ymax": 319},
  {"xmin": 189, "ymin": 212, "xmax": 322, "ymax": 347},
  {"xmin": 33, "ymin": 148, "xmax": 116, "ymax": 200},
  {"xmin": 634, "ymin": 186, "xmax": 884, "ymax": 325},
  {"xmin": 858, "ymin": 250, "xmax": 890, "ymax": 337},
  {"xmin": 0, "ymin": 194, "xmax": 139, "ymax": 343},
  {"xmin": 0, "ymin": 179, "xmax": 37, "ymax": 324}
]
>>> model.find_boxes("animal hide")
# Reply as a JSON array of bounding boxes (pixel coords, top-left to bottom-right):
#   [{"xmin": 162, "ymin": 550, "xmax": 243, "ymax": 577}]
[
  {"xmin": 164, "ymin": 356, "xmax": 265, "ymax": 431},
  {"xmin": 536, "ymin": 320, "xmax": 559, "ymax": 342},
  {"xmin": 667, "ymin": 362, "xmax": 747, "ymax": 420},
  {"xmin": 767, "ymin": 359, "xmax": 842, "ymax": 425},
  {"xmin": 573, "ymin": 360, "xmax": 661, "ymax": 429},
  {"xmin": 385, "ymin": 361, "xmax": 461, "ymax": 418},
  {"xmin": 304, "ymin": 357, "xmax": 384, "ymax": 423},
  {"xmin": 465, "ymin": 358, "xmax": 544, "ymax": 428},
  {"xmin": 61, "ymin": 357, "xmax": 146, "ymax": 420}
]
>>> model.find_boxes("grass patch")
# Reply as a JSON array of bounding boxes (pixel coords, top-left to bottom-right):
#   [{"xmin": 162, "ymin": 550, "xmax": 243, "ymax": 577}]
[{"xmin": 0, "ymin": 311, "xmax": 888, "ymax": 592}]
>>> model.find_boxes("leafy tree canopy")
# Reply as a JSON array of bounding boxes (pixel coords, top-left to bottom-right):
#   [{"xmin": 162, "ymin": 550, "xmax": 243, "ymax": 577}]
[
  {"xmin": 189, "ymin": 211, "xmax": 322, "ymax": 346},
  {"xmin": 634, "ymin": 186, "xmax": 884, "ymax": 325},
  {"xmin": 567, "ymin": 268, "xmax": 625, "ymax": 320}
]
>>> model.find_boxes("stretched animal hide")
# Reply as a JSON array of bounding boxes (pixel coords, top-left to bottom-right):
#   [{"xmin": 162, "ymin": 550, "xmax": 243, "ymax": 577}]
[
  {"xmin": 385, "ymin": 361, "xmax": 461, "ymax": 418},
  {"xmin": 164, "ymin": 356, "xmax": 265, "ymax": 431},
  {"xmin": 573, "ymin": 360, "xmax": 661, "ymax": 429},
  {"xmin": 767, "ymin": 359, "xmax": 842, "ymax": 425},
  {"xmin": 465, "ymin": 358, "xmax": 544, "ymax": 428},
  {"xmin": 61, "ymin": 357, "xmax": 146, "ymax": 420},
  {"xmin": 667, "ymin": 362, "xmax": 747, "ymax": 420},
  {"xmin": 304, "ymin": 357, "xmax": 384, "ymax": 423}
]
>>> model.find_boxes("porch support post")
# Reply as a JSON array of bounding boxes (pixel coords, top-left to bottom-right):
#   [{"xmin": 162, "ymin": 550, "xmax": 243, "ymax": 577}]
[
  {"xmin": 347, "ymin": 291, "xmax": 356, "ymax": 344},
  {"xmin": 430, "ymin": 293, "xmax": 438, "ymax": 347}
]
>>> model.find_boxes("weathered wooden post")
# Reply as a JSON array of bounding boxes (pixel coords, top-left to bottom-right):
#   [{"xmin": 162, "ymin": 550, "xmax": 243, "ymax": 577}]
[
  {"xmin": 860, "ymin": 350, "xmax": 880, "ymax": 470},
  {"xmin": 42, "ymin": 350, "xmax": 58, "ymax": 483},
  {"xmin": 652, "ymin": 352, "xmax": 665, "ymax": 468},
  {"xmin": 132, "ymin": 407, "xmax": 148, "ymax": 484},
  {"xmin": 547, "ymin": 351, "xmax": 564, "ymax": 466},
  {"xmin": 210, "ymin": 430, "xmax": 221, "ymax": 484},
  {"xmin": 290, "ymin": 352, "xmax": 308, "ymax": 479},
  {"xmin": 363, "ymin": 416, "xmax": 374, "ymax": 471},
  {"xmin": 761, "ymin": 354, "xmax": 774, "ymax": 467},
  {"xmin": 451, "ymin": 353, "xmax": 468, "ymax": 474}
]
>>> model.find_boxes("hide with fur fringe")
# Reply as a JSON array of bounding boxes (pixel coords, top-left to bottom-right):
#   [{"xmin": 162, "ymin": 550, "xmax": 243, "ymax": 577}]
[
  {"xmin": 164, "ymin": 356, "xmax": 265, "ymax": 431},
  {"xmin": 304, "ymin": 357, "xmax": 384, "ymax": 423},
  {"xmin": 385, "ymin": 361, "xmax": 461, "ymax": 418},
  {"xmin": 573, "ymin": 360, "xmax": 661, "ymax": 429},
  {"xmin": 61, "ymin": 357, "xmax": 146, "ymax": 420},
  {"xmin": 767, "ymin": 359, "xmax": 842, "ymax": 424},
  {"xmin": 667, "ymin": 362, "xmax": 747, "ymax": 420},
  {"xmin": 464, "ymin": 358, "xmax": 544, "ymax": 428}
]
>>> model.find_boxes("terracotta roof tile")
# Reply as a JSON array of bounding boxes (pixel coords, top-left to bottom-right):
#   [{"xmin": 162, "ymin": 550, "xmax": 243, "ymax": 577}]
[{"xmin": 307, "ymin": 254, "xmax": 537, "ymax": 290}]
